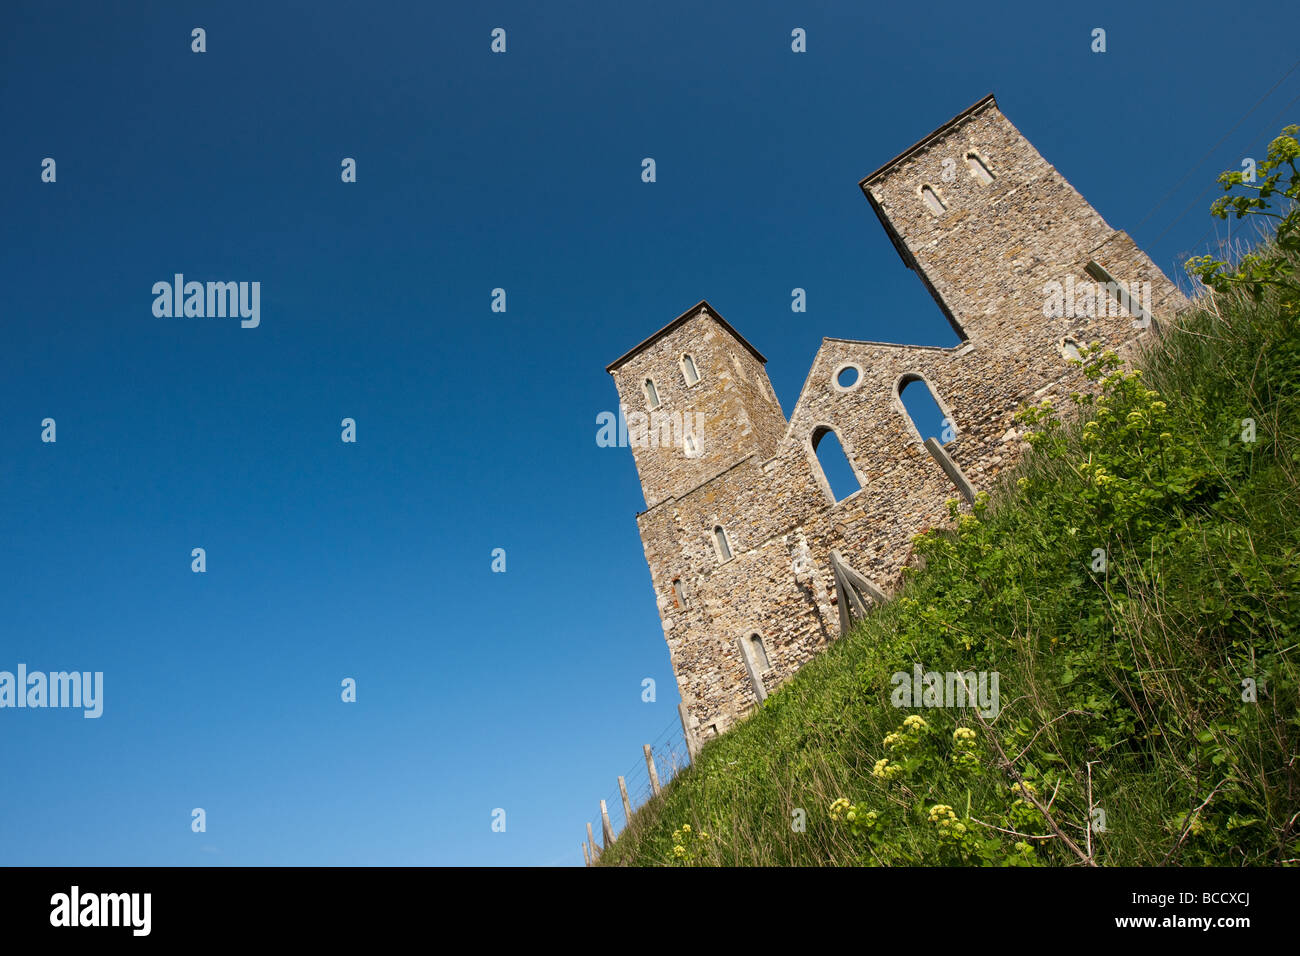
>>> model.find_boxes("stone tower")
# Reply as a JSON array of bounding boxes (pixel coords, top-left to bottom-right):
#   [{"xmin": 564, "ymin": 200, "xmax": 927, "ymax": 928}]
[
  {"xmin": 606, "ymin": 305, "xmax": 787, "ymax": 510},
  {"xmin": 608, "ymin": 94, "xmax": 1185, "ymax": 752},
  {"xmin": 860, "ymin": 93, "xmax": 1181, "ymax": 365}
]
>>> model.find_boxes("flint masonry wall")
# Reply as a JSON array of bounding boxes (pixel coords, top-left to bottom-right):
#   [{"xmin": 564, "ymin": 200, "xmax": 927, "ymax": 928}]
[
  {"xmin": 608, "ymin": 95, "xmax": 1187, "ymax": 748},
  {"xmin": 608, "ymin": 313, "xmax": 786, "ymax": 510}
]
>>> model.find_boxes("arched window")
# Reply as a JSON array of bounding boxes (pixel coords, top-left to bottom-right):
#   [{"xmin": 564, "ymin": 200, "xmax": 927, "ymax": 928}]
[
  {"xmin": 681, "ymin": 354, "xmax": 700, "ymax": 385},
  {"xmin": 644, "ymin": 378, "xmax": 661, "ymax": 409},
  {"xmin": 966, "ymin": 152, "xmax": 995, "ymax": 185},
  {"xmin": 811, "ymin": 427, "xmax": 862, "ymax": 502},
  {"xmin": 921, "ymin": 185, "xmax": 946, "ymax": 216},
  {"xmin": 749, "ymin": 634, "xmax": 770, "ymax": 671},
  {"xmin": 713, "ymin": 526, "xmax": 733, "ymax": 562},
  {"xmin": 1061, "ymin": 337, "xmax": 1082, "ymax": 363},
  {"xmin": 898, "ymin": 374, "xmax": 953, "ymax": 444}
]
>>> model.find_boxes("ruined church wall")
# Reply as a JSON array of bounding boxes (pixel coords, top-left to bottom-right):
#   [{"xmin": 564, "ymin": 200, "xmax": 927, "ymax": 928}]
[{"xmin": 613, "ymin": 98, "xmax": 1192, "ymax": 741}]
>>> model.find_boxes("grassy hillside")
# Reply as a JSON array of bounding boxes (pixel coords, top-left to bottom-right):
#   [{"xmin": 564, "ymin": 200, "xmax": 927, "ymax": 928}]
[{"xmin": 600, "ymin": 242, "xmax": 1300, "ymax": 866}]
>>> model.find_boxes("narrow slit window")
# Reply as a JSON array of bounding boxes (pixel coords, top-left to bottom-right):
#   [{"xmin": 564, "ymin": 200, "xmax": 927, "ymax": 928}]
[
  {"xmin": 714, "ymin": 526, "xmax": 733, "ymax": 562},
  {"xmin": 672, "ymin": 578, "xmax": 685, "ymax": 608},
  {"xmin": 966, "ymin": 152, "xmax": 995, "ymax": 185},
  {"xmin": 644, "ymin": 378, "xmax": 661, "ymax": 408},
  {"xmin": 921, "ymin": 185, "xmax": 946, "ymax": 216},
  {"xmin": 749, "ymin": 634, "xmax": 770, "ymax": 671},
  {"xmin": 682, "ymin": 354, "xmax": 700, "ymax": 385},
  {"xmin": 684, "ymin": 433, "xmax": 698, "ymax": 457},
  {"xmin": 1086, "ymin": 260, "xmax": 1153, "ymax": 329}
]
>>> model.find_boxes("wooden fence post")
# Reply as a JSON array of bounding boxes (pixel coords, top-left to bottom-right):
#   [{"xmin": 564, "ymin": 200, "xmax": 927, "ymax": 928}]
[
  {"xmin": 618, "ymin": 776, "xmax": 633, "ymax": 825},
  {"xmin": 644, "ymin": 744, "xmax": 661, "ymax": 796},
  {"xmin": 582, "ymin": 841, "xmax": 592, "ymax": 866},
  {"xmin": 923, "ymin": 437, "xmax": 976, "ymax": 504},
  {"xmin": 600, "ymin": 800, "xmax": 615, "ymax": 845},
  {"xmin": 679, "ymin": 702, "xmax": 699, "ymax": 760},
  {"xmin": 587, "ymin": 822, "xmax": 599, "ymax": 859}
]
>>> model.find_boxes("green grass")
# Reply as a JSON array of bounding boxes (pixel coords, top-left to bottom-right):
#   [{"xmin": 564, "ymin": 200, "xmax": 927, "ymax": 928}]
[{"xmin": 600, "ymin": 248, "xmax": 1300, "ymax": 867}]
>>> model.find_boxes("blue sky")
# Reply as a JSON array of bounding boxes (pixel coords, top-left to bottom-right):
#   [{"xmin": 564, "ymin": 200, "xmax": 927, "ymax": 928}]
[{"xmin": 1, "ymin": 1, "xmax": 1294, "ymax": 866}]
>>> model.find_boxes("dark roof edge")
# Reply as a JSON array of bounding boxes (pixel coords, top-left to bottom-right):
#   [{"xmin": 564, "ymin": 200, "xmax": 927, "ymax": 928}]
[
  {"xmin": 606, "ymin": 299, "xmax": 768, "ymax": 374},
  {"xmin": 821, "ymin": 336, "xmax": 956, "ymax": 352},
  {"xmin": 857, "ymin": 93, "xmax": 998, "ymax": 191}
]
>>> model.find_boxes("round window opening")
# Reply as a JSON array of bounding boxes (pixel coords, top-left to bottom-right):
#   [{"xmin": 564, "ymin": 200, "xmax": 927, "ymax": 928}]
[{"xmin": 835, "ymin": 365, "xmax": 861, "ymax": 390}]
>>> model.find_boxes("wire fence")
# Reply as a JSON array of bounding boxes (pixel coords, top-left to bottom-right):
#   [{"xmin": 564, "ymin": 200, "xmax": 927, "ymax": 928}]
[{"xmin": 584, "ymin": 716, "xmax": 693, "ymax": 863}]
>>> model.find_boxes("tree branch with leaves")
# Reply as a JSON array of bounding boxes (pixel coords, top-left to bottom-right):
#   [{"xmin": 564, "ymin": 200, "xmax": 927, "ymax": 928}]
[{"xmin": 1186, "ymin": 125, "xmax": 1299, "ymax": 302}]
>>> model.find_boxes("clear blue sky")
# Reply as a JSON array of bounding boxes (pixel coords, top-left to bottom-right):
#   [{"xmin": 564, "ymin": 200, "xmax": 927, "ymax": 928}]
[{"xmin": 1, "ymin": 0, "xmax": 1294, "ymax": 866}]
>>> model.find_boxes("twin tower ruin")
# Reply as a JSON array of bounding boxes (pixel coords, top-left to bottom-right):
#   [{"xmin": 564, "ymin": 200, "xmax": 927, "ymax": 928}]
[{"xmin": 606, "ymin": 94, "xmax": 1184, "ymax": 752}]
